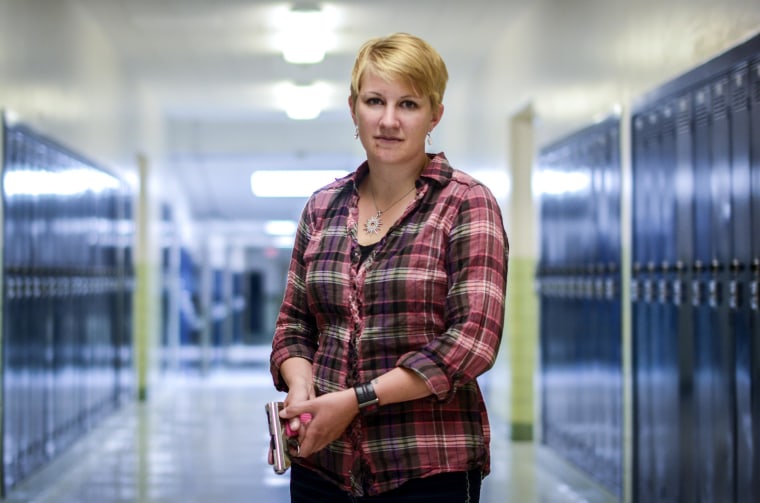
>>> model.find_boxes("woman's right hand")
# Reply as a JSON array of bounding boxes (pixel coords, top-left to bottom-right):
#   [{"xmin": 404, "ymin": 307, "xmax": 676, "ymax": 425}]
[
  {"xmin": 267, "ymin": 357, "xmax": 315, "ymax": 466},
  {"xmin": 282, "ymin": 375, "xmax": 315, "ymax": 436}
]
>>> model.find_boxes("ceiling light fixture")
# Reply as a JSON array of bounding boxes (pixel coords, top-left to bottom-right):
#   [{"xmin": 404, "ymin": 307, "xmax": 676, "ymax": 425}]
[
  {"xmin": 273, "ymin": 4, "xmax": 337, "ymax": 64},
  {"xmin": 265, "ymin": 220, "xmax": 298, "ymax": 236},
  {"xmin": 276, "ymin": 81, "xmax": 330, "ymax": 120},
  {"xmin": 250, "ymin": 169, "xmax": 348, "ymax": 197}
]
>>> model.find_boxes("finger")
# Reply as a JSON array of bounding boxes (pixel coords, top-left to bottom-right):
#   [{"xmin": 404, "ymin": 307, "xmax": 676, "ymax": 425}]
[
  {"xmin": 285, "ymin": 412, "xmax": 313, "ymax": 438},
  {"xmin": 285, "ymin": 417, "xmax": 301, "ymax": 437},
  {"xmin": 279, "ymin": 403, "xmax": 301, "ymax": 420}
]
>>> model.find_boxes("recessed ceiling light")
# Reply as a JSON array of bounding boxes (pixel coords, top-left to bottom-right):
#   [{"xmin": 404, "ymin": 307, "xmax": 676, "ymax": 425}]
[
  {"xmin": 273, "ymin": 5, "xmax": 337, "ymax": 64},
  {"xmin": 250, "ymin": 169, "xmax": 348, "ymax": 197}
]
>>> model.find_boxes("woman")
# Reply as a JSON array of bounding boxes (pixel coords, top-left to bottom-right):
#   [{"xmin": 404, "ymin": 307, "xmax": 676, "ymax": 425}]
[{"xmin": 270, "ymin": 32, "xmax": 509, "ymax": 502}]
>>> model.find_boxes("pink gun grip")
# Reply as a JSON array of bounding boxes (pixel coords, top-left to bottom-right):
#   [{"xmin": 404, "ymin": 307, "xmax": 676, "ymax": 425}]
[{"xmin": 285, "ymin": 413, "xmax": 312, "ymax": 437}]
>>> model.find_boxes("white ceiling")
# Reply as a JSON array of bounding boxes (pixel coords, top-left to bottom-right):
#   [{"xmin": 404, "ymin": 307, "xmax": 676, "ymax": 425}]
[
  {"xmin": 64, "ymin": 0, "xmax": 760, "ymax": 245},
  {"xmin": 75, "ymin": 0, "xmax": 527, "ymax": 229}
]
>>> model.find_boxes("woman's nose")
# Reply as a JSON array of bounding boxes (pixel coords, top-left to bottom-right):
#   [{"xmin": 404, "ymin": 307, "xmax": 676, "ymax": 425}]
[{"xmin": 379, "ymin": 106, "xmax": 400, "ymax": 127}]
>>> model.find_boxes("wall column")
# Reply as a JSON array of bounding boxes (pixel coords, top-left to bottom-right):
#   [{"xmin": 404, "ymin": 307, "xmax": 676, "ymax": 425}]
[
  {"xmin": 134, "ymin": 153, "xmax": 154, "ymax": 400},
  {"xmin": 507, "ymin": 105, "xmax": 539, "ymax": 441}
]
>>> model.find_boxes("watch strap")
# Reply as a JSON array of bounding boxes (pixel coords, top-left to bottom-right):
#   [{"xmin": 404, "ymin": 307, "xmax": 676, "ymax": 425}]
[{"xmin": 354, "ymin": 382, "xmax": 379, "ymax": 414}]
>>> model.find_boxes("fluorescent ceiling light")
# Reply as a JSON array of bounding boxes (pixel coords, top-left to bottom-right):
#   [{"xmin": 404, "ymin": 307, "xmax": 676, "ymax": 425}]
[
  {"xmin": 272, "ymin": 6, "xmax": 337, "ymax": 64},
  {"xmin": 4, "ymin": 168, "xmax": 120, "ymax": 196},
  {"xmin": 250, "ymin": 170, "xmax": 348, "ymax": 197},
  {"xmin": 265, "ymin": 220, "xmax": 298, "ymax": 236},
  {"xmin": 273, "ymin": 235, "xmax": 297, "ymax": 249},
  {"xmin": 276, "ymin": 82, "xmax": 330, "ymax": 120},
  {"xmin": 533, "ymin": 169, "xmax": 591, "ymax": 196}
]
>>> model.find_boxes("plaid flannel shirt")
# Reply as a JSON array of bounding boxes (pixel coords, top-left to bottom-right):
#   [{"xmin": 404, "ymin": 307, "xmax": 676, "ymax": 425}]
[{"xmin": 270, "ymin": 152, "xmax": 509, "ymax": 496}]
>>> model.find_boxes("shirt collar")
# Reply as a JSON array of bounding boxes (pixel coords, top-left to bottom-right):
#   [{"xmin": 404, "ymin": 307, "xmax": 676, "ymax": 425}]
[{"xmin": 348, "ymin": 152, "xmax": 453, "ymax": 192}]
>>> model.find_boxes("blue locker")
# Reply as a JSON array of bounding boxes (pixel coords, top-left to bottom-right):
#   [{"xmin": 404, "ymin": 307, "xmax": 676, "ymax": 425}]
[
  {"xmin": 632, "ymin": 103, "xmax": 682, "ymax": 502},
  {"xmin": 728, "ymin": 62, "xmax": 755, "ymax": 503},
  {"xmin": 538, "ymin": 118, "xmax": 622, "ymax": 498},
  {"xmin": 748, "ymin": 57, "xmax": 760, "ymax": 503},
  {"xmin": 708, "ymin": 74, "xmax": 736, "ymax": 503},
  {"xmin": 691, "ymin": 81, "xmax": 728, "ymax": 503},
  {"xmin": 1, "ymin": 123, "xmax": 134, "ymax": 495},
  {"xmin": 674, "ymin": 91, "xmax": 696, "ymax": 502}
]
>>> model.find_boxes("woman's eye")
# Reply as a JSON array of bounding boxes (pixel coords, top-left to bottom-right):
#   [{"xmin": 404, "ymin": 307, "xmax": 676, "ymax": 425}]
[
  {"xmin": 365, "ymin": 97, "xmax": 383, "ymax": 106},
  {"xmin": 400, "ymin": 100, "xmax": 419, "ymax": 109}
]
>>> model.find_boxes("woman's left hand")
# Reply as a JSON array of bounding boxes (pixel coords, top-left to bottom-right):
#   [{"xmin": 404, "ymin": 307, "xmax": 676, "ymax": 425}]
[{"xmin": 280, "ymin": 388, "xmax": 359, "ymax": 458}]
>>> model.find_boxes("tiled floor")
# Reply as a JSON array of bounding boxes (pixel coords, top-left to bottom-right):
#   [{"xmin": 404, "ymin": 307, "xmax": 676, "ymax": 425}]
[{"xmin": 3, "ymin": 364, "xmax": 618, "ymax": 503}]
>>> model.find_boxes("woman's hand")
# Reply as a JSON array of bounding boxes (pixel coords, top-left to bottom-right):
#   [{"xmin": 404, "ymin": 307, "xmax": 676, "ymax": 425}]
[
  {"xmin": 268, "ymin": 357, "xmax": 315, "ymax": 466},
  {"xmin": 279, "ymin": 357, "xmax": 315, "ymax": 437},
  {"xmin": 280, "ymin": 389, "xmax": 359, "ymax": 458}
]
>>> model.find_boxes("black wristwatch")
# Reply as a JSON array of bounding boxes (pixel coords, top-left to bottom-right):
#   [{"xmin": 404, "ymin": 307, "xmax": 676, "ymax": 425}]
[{"xmin": 354, "ymin": 382, "xmax": 379, "ymax": 414}]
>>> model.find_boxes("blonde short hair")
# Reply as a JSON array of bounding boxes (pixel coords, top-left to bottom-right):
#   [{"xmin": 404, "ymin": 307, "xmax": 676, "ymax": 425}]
[{"xmin": 350, "ymin": 33, "xmax": 448, "ymax": 111}]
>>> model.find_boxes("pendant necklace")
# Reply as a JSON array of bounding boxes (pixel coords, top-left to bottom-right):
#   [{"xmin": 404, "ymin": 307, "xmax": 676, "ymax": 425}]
[{"xmin": 364, "ymin": 183, "xmax": 416, "ymax": 235}]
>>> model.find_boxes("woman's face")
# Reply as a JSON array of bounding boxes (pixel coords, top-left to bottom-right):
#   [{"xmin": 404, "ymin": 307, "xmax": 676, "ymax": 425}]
[{"xmin": 350, "ymin": 70, "xmax": 443, "ymax": 169}]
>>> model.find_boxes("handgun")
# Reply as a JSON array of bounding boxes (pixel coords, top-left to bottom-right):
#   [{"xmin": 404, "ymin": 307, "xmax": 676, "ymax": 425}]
[{"xmin": 265, "ymin": 401, "xmax": 290, "ymax": 474}]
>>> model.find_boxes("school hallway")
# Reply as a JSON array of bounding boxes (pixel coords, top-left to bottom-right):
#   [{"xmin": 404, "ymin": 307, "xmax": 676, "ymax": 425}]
[{"xmin": 1, "ymin": 353, "xmax": 616, "ymax": 503}]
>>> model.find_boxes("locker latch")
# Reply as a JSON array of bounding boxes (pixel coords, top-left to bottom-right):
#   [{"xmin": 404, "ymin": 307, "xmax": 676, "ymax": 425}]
[
  {"xmin": 708, "ymin": 280, "xmax": 721, "ymax": 308},
  {"xmin": 657, "ymin": 278, "xmax": 670, "ymax": 304},
  {"xmin": 691, "ymin": 279, "xmax": 702, "ymax": 307},
  {"xmin": 672, "ymin": 278, "xmax": 683, "ymax": 306}
]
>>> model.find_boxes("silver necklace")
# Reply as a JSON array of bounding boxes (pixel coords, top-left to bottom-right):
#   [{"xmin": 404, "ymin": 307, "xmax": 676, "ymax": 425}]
[{"xmin": 364, "ymin": 184, "xmax": 416, "ymax": 235}]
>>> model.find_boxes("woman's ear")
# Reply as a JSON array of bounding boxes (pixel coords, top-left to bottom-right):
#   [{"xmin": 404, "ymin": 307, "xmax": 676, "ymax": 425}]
[
  {"xmin": 348, "ymin": 95, "xmax": 357, "ymax": 123},
  {"xmin": 429, "ymin": 103, "xmax": 444, "ymax": 130}
]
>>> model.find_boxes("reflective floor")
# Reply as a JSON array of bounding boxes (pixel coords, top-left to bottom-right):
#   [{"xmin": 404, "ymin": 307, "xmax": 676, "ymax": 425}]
[{"xmin": 3, "ymin": 356, "xmax": 618, "ymax": 503}]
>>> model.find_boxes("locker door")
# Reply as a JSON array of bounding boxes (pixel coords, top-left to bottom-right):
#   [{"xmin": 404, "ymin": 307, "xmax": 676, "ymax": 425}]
[
  {"xmin": 632, "ymin": 113, "xmax": 653, "ymax": 502},
  {"xmin": 707, "ymin": 75, "xmax": 736, "ymax": 502},
  {"xmin": 674, "ymin": 91, "xmax": 696, "ymax": 503},
  {"xmin": 749, "ymin": 58, "xmax": 760, "ymax": 503},
  {"xmin": 692, "ymin": 84, "xmax": 722, "ymax": 503},
  {"xmin": 653, "ymin": 102, "xmax": 680, "ymax": 503},
  {"xmin": 3, "ymin": 129, "xmax": 22, "ymax": 489},
  {"xmin": 606, "ymin": 125, "xmax": 623, "ymax": 495},
  {"xmin": 729, "ymin": 63, "xmax": 755, "ymax": 503}
]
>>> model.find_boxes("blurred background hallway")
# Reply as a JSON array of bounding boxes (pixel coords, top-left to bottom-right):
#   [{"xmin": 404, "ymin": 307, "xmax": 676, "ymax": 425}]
[{"xmin": 1, "ymin": 1, "xmax": 760, "ymax": 502}]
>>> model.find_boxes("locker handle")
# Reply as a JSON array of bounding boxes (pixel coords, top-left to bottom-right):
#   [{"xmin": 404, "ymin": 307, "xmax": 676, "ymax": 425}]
[
  {"xmin": 752, "ymin": 259, "xmax": 760, "ymax": 274},
  {"xmin": 693, "ymin": 260, "xmax": 704, "ymax": 273},
  {"xmin": 729, "ymin": 259, "xmax": 744, "ymax": 273},
  {"xmin": 657, "ymin": 278, "xmax": 670, "ymax": 304},
  {"xmin": 691, "ymin": 279, "xmax": 702, "ymax": 307},
  {"xmin": 710, "ymin": 259, "xmax": 723, "ymax": 273},
  {"xmin": 672, "ymin": 278, "xmax": 684, "ymax": 306},
  {"xmin": 708, "ymin": 279, "xmax": 721, "ymax": 308}
]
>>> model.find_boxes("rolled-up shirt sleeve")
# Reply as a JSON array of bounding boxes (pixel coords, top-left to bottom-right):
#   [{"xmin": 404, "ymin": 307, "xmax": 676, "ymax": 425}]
[
  {"xmin": 270, "ymin": 202, "xmax": 319, "ymax": 392},
  {"xmin": 396, "ymin": 183, "xmax": 509, "ymax": 402}
]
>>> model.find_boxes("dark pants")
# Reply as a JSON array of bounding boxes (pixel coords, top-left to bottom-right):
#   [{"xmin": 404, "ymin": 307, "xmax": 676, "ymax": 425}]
[{"xmin": 290, "ymin": 463, "xmax": 482, "ymax": 503}]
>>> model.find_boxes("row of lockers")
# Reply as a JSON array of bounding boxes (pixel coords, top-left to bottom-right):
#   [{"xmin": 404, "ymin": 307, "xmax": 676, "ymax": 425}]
[
  {"xmin": 1, "ymin": 123, "xmax": 134, "ymax": 494},
  {"xmin": 631, "ymin": 35, "xmax": 760, "ymax": 503},
  {"xmin": 537, "ymin": 118, "xmax": 623, "ymax": 497},
  {"xmin": 158, "ymin": 244, "xmax": 248, "ymax": 371},
  {"xmin": 537, "ymin": 33, "xmax": 760, "ymax": 501}
]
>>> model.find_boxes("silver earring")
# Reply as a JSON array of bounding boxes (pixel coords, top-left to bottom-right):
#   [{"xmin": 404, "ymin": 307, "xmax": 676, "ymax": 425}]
[
  {"xmin": 354, "ymin": 126, "xmax": 359, "ymax": 140},
  {"xmin": 426, "ymin": 132, "xmax": 432, "ymax": 146}
]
